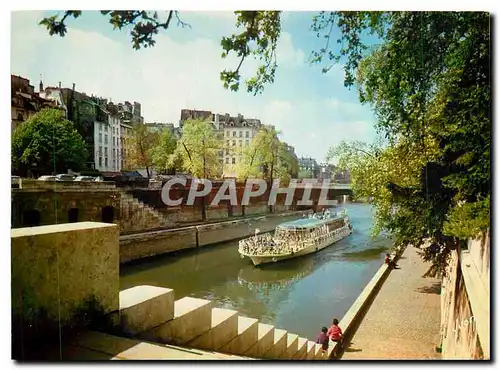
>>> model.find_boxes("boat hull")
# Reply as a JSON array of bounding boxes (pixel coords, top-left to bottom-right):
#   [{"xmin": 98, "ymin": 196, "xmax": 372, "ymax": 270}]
[{"xmin": 244, "ymin": 226, "xmax": 352, "ymax": 266}]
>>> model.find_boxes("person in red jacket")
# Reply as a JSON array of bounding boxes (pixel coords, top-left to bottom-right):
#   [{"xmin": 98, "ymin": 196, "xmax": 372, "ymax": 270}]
[
  {"xmin": 327, "ymin": 318, "xmax": 343, "ymax": 343},
  {"xmin": 327, "ymin": 318, "xmax": 344, "ymax": 359}
]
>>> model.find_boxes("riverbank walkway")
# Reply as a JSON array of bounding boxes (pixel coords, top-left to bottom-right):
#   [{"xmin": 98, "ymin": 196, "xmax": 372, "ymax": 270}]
[{"xmin": 341, "ymin": 246, "xmax": 441, "ymax": 360}]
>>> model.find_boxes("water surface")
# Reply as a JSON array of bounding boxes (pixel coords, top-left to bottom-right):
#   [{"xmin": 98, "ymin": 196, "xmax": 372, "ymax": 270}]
[{"xmin": 120, "ymin": 203, "xmax": 392, "ymax": 340}]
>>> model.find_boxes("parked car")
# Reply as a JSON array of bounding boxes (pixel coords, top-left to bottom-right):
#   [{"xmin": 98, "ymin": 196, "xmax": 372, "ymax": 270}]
[
  {"xmin": 74, "ymin": 176, "xmax": 95, "ymax": 182},
  {"xmin": 55, "ymin": 174, "xmax": 75, "ymax": 181},
  {"xmin": 38, "ymin": 175, "xmax": 57, "ymax": 181}
]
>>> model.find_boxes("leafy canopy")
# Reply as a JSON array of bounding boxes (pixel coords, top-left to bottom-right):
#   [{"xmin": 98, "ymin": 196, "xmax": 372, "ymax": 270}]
[
  {"xmin": 327, "ymin": 11, "xmax": 490, "ymax": 276},
  {"xmin": 150, "ymin": 128, "xmax": 178, "ymax": 174},
  {"xmin": 125, "ymin": 124, "xmax": 159, "ymax": 178},
  {"xmin": 174, "ymin": 119, "xmax": 220, "ymax": 178},
  {"xmin": 11, "ymin": 108, "xmax": 88, "ymax": 175}
]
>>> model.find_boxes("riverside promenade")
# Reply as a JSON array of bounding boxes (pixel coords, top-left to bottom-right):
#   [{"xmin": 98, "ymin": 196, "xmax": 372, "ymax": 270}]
[{"xmin": 341, "ymin": 246, "xmax": 442, "ymax": 360}]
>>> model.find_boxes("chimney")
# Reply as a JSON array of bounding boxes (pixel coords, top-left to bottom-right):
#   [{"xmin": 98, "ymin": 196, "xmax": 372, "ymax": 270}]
[
  {"xmin": 58, "ymin": 82, "xmax": 61, "ymax": 88},
  {"xmin": 39, "ymin": 79, "xmax": 43, "ymax": 93}
]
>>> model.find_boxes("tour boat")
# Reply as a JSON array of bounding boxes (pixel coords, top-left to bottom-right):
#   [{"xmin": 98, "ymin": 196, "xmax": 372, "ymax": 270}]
[{"xmin": 238, "ymin": 208, "xmax": 353, "ymax": 266}]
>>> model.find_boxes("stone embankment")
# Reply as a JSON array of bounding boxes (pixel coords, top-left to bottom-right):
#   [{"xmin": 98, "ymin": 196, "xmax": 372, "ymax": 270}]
[{"xmin": 119, "ymin": 210, "xmax": 310, "ymax": 264}]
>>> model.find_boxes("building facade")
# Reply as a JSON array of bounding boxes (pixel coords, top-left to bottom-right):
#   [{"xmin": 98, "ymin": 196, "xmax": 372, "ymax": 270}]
[
  {"xmin": 179, "ymin": 109, "xmax": 263, "ymax": 178},
  {"xmin": 11, "ymin": 75, "xmax": 58, "ymax": 132},
  {"xmin": 299, "ymin": 157, "xmax": 320, "ymax": 178}
]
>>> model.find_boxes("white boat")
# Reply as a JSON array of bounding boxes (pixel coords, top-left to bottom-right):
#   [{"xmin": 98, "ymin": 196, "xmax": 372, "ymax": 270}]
[{"xmin": 238, "ymin": 208, "xmax": 353, "ymax": 266}]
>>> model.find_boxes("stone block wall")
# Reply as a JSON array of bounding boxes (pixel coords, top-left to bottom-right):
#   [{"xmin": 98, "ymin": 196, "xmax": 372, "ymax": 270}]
[
  {"xmin": 12, "ymin": 222, "xmax": 120, "ymax": 358},
  {"xmin": 11, "ymin": 189, "xmax": 121, "ymax": 229},
  {"xmin": 439, "ymin": 231, "xmax": 490, "ymax": 360},
  {"xmin": 120, "ymin": 227, "xmax": 198, "ymax": 264}
]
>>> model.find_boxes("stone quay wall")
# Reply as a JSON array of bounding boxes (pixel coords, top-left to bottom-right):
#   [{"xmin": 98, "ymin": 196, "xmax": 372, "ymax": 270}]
[
  {"xmin": 119, "ymin": 210, "xmax": 310, "ymax": 264},
  {"xmin": 11, "ymin": 222, "xmax": 120, "ymax": 358},
  {"xmin": 439, "ymin": 230, "xmax": 490, "ymax": 360}
]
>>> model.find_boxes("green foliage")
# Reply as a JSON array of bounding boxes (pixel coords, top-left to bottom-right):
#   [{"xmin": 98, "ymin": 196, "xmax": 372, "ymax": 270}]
[
  {"xmin": 150, "ymin": 128, "xmax": 178, "ymax": 174},
  {"xmin": 174, "ymin": 119, "xmax": 220, "ymax": 178},
  {"xmin": 11, "ymin": 108, "xmax": 88, "ymax": 175},
  {"xmin": 220, "ymin": 11, "xmax": 282, "ymax": 95},
  {"xmin": 326, "ymin": 12, "xmax": 491, "ymax": 277},
  {"xmin": 125, "ymin": 124, "xmax": 159, "ymax": 178},
  {"xmin": 235, "ymin": 126, "xmax": 295, "ymax": 183}
]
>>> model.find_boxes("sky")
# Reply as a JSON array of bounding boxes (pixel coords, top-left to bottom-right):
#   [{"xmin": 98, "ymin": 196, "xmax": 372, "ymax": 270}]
[{"xmin": 11, "ymin": 10, "xmax": 380, "ymax": 163}]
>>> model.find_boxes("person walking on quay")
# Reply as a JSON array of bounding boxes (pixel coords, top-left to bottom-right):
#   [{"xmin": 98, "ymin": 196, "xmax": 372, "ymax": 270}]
[
  {"xmin": 316, "ymin": 326, "xmax": 330, "ymax": 354},
  {"xmin": 327, "ymin": 318, "xmax": 344, "ymax": 358}
]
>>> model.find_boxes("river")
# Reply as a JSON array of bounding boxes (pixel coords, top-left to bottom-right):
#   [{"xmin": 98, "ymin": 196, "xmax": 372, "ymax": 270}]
[{"xmin": 120, "ymin": 202, "xmax": 393, "ymax": 341}]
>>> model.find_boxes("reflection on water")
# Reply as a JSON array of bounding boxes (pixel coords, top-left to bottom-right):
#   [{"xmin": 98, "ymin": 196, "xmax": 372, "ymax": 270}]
[{"xmin": 120, "ymin": 203, "xmax": 392, "ymax": 340}]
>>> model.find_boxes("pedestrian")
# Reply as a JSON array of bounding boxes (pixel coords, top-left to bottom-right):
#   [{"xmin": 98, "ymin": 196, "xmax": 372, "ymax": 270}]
[
  {"xmin": 385, "ymin": 253, "xmax": 399, "ymax": 269},
  {"xmin": 327, "ymin": 318, "xmax": 344, "ymax": 358},
  {"xmin": 316, "ymin": 326, "xmax": 329, "ymax": 354}
]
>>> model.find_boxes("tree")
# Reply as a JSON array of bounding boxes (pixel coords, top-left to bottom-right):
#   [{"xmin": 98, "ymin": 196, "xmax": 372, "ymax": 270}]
[
  {"xmin": 150, "ymin": 128, "xmax": 178, "ymax": 174},
  {"xmin": 125, "ymin": 124, "xmax": 159, "ymax": 179},
  {"xmin": 326, "ymin": 12, "xmax": 490, "ymax": 276},
  {"xmin": 11, "ymin": 108, "xmax": 88, "ymax": 176},
  {"xmin": 174, "ymin": 119, "xmax": 221, "ymax": 219},
  {"xmin": 235, "ymin": 126, "xmax": 294, "ymax": 213}
]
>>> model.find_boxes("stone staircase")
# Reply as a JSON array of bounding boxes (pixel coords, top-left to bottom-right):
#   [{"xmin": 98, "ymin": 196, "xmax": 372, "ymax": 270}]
[
  {"xmin": 120, "ymin": 193, "xmax": 174, "ymax": 233},
  {"xmin": 102, "ymin": 285, "xmax": 329, "ymax": 360}
]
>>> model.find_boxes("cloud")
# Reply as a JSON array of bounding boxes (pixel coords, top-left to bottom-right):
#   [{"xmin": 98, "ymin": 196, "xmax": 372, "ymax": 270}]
[{"xmin": 11, "ymin": 11, "xmax": 377, "ymax": 163}]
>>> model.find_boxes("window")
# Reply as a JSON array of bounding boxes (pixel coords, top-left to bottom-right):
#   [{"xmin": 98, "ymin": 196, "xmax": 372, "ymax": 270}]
[
  {"xmin": 219, "ymin": 159, "xmax": 223, "ymax": 164},
  {"xmin": 105, "ymin": 158, "xmax": 108, "ymax": 166},
  {"xmin": 239, "ymin": 140, "xmax": 242, "ymax": 147},
  {"xmin": 225, "ymin": 157, "xmax": 229, "ymax": 164},
  {"xmin": 232, "ymin": 131, "xmax": 236, "ymax": 137},
  {"xmin": 239, "ymin": 131, "xmax": 243, "ymax": 137},
  {"xmin": 113, "ymin": 159, "xmax": 116, "ymax": 169},
  {"xmin": 99, "ymin": 146, "xmax": 102, "ymax": 155},
  {"xmin": 232, "ymin": 140, "xmax": 236, "ymax": 146},
  {"xmin": 226, "ymin": 149, "xmax": 229, "ymax": 155},
  {"xmin": 113, "ymin": 148, "xmax": 115, "ymax": 158},
  {"xmin": 245, "ymin": 131, "xmax": 249, "ymax": 138},
  {"xmin": 232, "ymin": 157, "xmax": 236, "ymax": 164},
  {"xmin": 226, "ymin": 131, "xmax": 230, "ymax": 137},
  {"xmin": 104, "ymin": 134, "xmax": 108, "ymax": 144},
  {"xmin": 246, "ymin": 140, "xmax": 249, "ymax": 146},
  {"xmin": 113, "ymin": 137, "xmax": 115, "ymax": 146},
  {"xmin": 99, "ymin": 123, "xmax": 103, "ymax": 131},
  {"xmin": 99, "ymin": 157, "xmax": 102, "ymax": 166},
  {"xmin": 99, "ymin": 133, "xmax": 102, "ymax": 142},
  {"xmin": 226, "ymin": 140, "xmax": 229, "ymax": 146}
]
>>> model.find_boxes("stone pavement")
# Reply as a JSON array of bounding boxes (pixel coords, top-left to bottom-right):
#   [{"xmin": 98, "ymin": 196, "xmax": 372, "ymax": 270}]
[{"xmin": 341, "ymin": 246, "xmax": 442, "ymax": 360}]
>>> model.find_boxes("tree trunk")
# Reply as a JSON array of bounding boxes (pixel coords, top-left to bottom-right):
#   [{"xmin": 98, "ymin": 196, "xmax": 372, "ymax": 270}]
[{"xmin": 146, "ymin": 166, "xmax": 151, "ymax": 179}]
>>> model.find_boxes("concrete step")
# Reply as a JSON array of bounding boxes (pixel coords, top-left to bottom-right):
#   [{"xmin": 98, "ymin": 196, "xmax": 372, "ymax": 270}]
[
  {"xmin": 141, "ymin": 297, "xmax": 213, "ymax": 345},
  {"xmin": 244, "ymin": 323, "xmax": 274, "ymax": 358},
  {"xmin": 263, "ymin": 328, "xmax": 287, "ymax": 359},
  {"xmin": 292, "ymin": 337, "xmax": 308, "ymax": 360},
  {"xmin": 306, "ymin": 341, "xmax": 315, "ymax": 359},
  {"xmin": 282, "ymin": 333, "xmax": 299, "ymax": 359},
  {"xmin": 72, "ymin": 331, "xmax": 251, "ymax": 360},
  {"xmin": 188, "ymin": 308, "xmax": 239, "ymax": 351},
  {"xmin": 220, "ymin": 316, "xmax": 258, "ymax": 355},
  {"xmin": 111, "ymin": 286, "xmax": 174, "ymax": 336}
]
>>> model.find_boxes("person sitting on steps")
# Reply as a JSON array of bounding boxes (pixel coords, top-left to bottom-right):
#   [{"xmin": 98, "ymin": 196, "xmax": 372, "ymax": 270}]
[
  {"xmin": 327, "ymin": 318, "xmax": 344, "ymax": 358},
  {"xmin": 385, "ymin": 253, "xmax": 399, "ymax": 269},
  {"xmin": 316, "ymin": 326, "xmax": 329, "ymax": 354}
]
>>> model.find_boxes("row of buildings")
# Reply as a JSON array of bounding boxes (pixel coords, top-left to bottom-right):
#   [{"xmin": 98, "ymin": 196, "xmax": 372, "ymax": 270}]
[
  {"xmin": 12, "ymin": 75, "xmax": 347, "ymax": 181},
  {"xmin": 298, "ymin": 157, "xmax": 350, "ymax": 182},
  {"xmin": 11, "ymin": 75, "xmax": 144, "ymax": 174}
]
